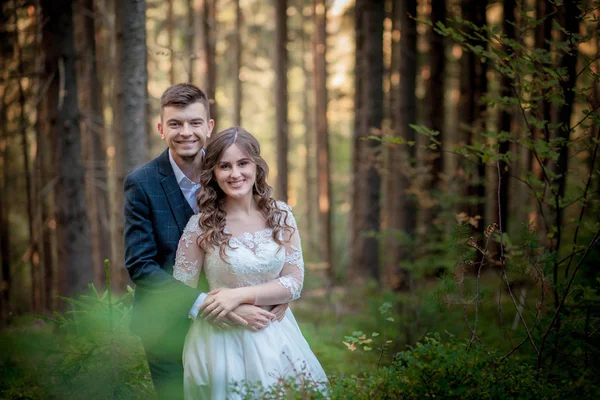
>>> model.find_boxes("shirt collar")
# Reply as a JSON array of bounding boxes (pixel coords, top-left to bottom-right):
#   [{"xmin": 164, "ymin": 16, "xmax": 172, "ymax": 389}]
[{"xmin": 168, "ymin": 149, "xmax": 200, "ymax": 187}]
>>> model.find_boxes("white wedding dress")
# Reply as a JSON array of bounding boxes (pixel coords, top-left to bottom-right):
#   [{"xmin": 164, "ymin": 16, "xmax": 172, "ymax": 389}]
[{"xmin": 173, "ymin": 202, "xmax": 328, "ymax": 399}]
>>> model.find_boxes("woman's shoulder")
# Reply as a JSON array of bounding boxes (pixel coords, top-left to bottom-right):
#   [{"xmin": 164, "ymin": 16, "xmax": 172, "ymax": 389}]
[
  {"xmin": 274, "ymin": 200, "xmax": 292, "ymax": 212},
  {"xmin": 183, "ymin": 213, "xmax": 203, "ymax": 235}
]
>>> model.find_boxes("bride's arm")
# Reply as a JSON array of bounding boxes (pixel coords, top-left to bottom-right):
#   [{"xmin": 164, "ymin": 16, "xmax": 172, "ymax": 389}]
[
  {"xmin": 175, "ymin": 217, "xmax": 248, "ymax": 326},
  {"xmin": 200, "ymin": 206, "xmax": 304, "ymax": 321},
  {"xmin": 173, "ymin": 216, "xmax": 204, "ymax": 289}
]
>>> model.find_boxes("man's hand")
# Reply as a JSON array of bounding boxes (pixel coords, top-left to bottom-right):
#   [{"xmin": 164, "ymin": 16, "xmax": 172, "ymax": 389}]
[
  {"xmin": 231, "ymin": 304, "xmax": 276, "ymax": 332},
  {"xmin": 204, "ymin": 310, "xmax": 247, "ymax": 330},
  {"xmin": 271, "ymin": 303, "xmax": 289, "ymax": 322}
]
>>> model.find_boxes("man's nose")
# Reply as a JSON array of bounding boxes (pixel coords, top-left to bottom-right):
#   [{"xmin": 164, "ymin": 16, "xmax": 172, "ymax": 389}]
[{"xmin": 181, "ymin": 122, "xmax": 192, "ymax": 136}]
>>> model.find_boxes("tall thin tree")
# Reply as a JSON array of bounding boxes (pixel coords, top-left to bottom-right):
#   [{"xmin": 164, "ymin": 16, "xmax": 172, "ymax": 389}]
[
  {"xmin": 496, "ymin": 0, "xmax": 515, "ymax": 246},
  {"xmin": 301, "ymin": 4, "xmax": 316, "ymax": 255},
  {"xmin": 313, "ymin": 0, "xmax": 333, "ymax": 281},
  {"xmin": 458, "ymin": 0, "xmax": 488, "ymax": 240},
  {"xmin": 385, "ymin": 0, "xmax": 417, "ymax": 290},
  {"xmin": 233, "ymin": 0, "xmax": 242, "ymax": 125},
  {"xmin": 352, "ymin": 0, "xmax": 384, "ymax": 283},
  {"xmin": 113, "ymin": 0, "xmax": 148, "ymax": 288},
  {"xmin": 41, "ymin": 0, "xmax": 93, "ymax": 297},
  {"xmin": 275, "ymin": 0, "xmax": 289, "ymax": 201},
  {"xmin": 194, "ymin": 0, "xmax": 217, "ymax": 129},
  {"xmin": 423, "ymin": 0, "xmax": 445, "ymax": 236},
  {"xmin": 76, "ymin": 0, "xmax": 112, "ymax": 287},
  {"xmin": 168, "ymin": 0, "xmax": 175, "ymax": 84},
  {"xmin": 12, "ymin": 0, "xmax": 40, "ymax": 311}
]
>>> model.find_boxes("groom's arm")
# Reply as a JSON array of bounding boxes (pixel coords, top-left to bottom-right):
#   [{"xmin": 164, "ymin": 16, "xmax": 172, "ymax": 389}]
[{"xmin": 124, "ymin": 173, "xmax": 198, "ymax": 317}]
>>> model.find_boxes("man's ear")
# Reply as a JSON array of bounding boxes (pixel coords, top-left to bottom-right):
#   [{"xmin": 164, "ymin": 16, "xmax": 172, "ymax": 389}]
[
  {"xmin": 207, "ymin": 119, "xmax": 215, "ymax": 137},
  {"xmin": 158, "ymin": 122, "xmax": 165, "ymax": 139}
]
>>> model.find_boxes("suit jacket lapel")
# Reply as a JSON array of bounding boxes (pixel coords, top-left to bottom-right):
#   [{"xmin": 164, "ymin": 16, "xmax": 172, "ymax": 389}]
[{"xmin": 157, "ymin": 149, "xmax": 195, "ymax": 232}]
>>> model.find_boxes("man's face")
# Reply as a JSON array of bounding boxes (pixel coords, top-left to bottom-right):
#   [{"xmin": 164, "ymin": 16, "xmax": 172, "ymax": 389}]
[{"xmin": 158, "ymin": 102, "xmax": 214, "ymax": 163}]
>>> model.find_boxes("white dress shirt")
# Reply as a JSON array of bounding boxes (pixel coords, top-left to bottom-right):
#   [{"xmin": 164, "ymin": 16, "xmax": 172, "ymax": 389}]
[{"xmin": 168, "ymin": 150, "xmax": 202, "ymax": 214}]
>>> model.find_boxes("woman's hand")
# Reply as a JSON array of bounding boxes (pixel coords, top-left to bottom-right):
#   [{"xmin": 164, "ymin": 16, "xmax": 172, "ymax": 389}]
[{"xmin": 199, "ymin": 288, "xmax": 252, "ymax": 322}]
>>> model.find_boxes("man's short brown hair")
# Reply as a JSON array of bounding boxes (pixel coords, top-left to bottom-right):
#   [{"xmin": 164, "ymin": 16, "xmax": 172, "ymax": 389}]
[{"xmin": 160, "ymin": 83, "xmax": 211, "ymax": 120}]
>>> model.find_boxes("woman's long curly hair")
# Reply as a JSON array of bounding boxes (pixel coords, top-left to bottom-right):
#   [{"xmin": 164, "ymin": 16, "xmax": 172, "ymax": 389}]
[{"xmin": 196, "ymin": 127, "xmax": 294, "ymax": 259}]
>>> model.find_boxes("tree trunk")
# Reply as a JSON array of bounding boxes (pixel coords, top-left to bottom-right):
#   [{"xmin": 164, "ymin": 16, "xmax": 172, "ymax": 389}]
[
  {"xmin": 11, "ymin": 0, "xmax": 40, "ymax": 312},
  {"xmin": 385, "ymin": 0, "xmax": 417, "ymax": 290},
  {"xmin": 301, "ymin": 5, "xmax": 316, "ymax": 256},
  {"xmin": 41, "ymin": 0, "xmax": 94, "ymax": 297},
  {"xmin": 233, "ymin": 0, "xmax": 242, "ymax": 125},
  {"xmin": 76, "ymin": 0, "xmax": 112, "ymax": 288},
  {"xmin": 350, "ymin": 0, "xmax": 364, "ymax": 280},
  {"xmin": 113, "ymin": 0, "xmax": 148, "ymax": 289},
  {"xmin": 495, "ymin": 0, "xmax": 515, "ymax": 253},
  {"xmin": 0, "ymin": 79, "xmax": 11, "ymax": 322},
  {"xmin": 36, "ymin": 0, "xmax": 56, "ymax": 310},
  {"xmin": 275, "ymin": 0, "xmax": 289, "ymax": 201},
  {"xmin": 194, "ymin": 0, "xmax": 217, "ymax": 128},
  {"xmin": 459, "ymin": 0, "xmax": 487, "ymax": 240},
  {"xmin": 422, "ymin": 0, "xmax": 445, "ymax": 238},
  {"xmin": 168, "ymin": 0, "xmax": 175, "ymax": 84},
  {"xmin": 554, "ymin": 0, "xmax": 578, "ymax": 288},
  {"xmin": 187, "ymin": 0, "xmax": 194, "ymax": 82},
  {"xmin": 313, "ymin": 0, "xmax": 333, "ymax": 282},
  {"xmin": 353, "ymin": 0, "xmax": 384, "ymax": 283}
]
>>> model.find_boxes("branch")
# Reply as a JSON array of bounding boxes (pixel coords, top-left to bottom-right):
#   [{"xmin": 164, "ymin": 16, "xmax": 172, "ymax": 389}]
[
  {"xmin": 497, "ymin": 161, "xmax": 540, "ymax": 356},
  {"xmin": 537, "ymin": 229, "xmax": 600, "ymax": 368},
  {"xmin": 564, "ymin": 127, "xmax": 600, "ymax": 279}
]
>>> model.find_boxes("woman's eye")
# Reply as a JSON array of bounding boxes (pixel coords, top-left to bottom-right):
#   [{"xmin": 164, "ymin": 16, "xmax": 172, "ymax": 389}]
[{"xmin": 239, "ymin": 161, "xmax": 248, "ymax": 167}]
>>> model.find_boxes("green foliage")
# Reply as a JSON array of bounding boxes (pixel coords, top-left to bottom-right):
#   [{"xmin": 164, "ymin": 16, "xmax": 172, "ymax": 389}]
[{"xmin": 0, "ymin": 282, "xmax": 153, "ymax": 400}]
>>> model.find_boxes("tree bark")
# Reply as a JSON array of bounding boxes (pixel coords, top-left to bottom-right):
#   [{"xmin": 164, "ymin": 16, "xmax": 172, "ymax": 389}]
[
  {"xmin": 301, "ymin": 5, "xmax": 316, "ymax": 256},
  {"xmin": 275, "ymin": 0, "xmax": 288, "ymax": 201},
  {"xmin": 187, "ymin": 0, "xmax": 194, "ymax": 82},
  {"xmin": 496, "ymin": 0, "xmax": 515, "ymax": 251},
  {"xmin": 422, "ymin": 0, "xmax": 445, "ymax": 238},
  {"xmin": 385, "ymin": 0, "xmax": 417, "ymax": 290},
  {"xmin": 459, "ymin": 0, "xmax": 487, "ymax": 240},
  {"xmin": 11, "ymin": 0, "xmax": 41, "ymax": 312},
  {"xmin": 350, "ymin": 0, "xmax": 364, "ymax": 280},
  {"xmin": 76, "ymin": 0, "xmax": 112, "ymax": 288},
  {"xmin": 41, "ymin": 0, "xmax": 94, "ymax": 297},
  {"xmin": 352, "ymin": 0, "xmax": 384, "ymax": 283},
  {"xmin": 113, "ymin": 0, "xmax": 148, "ymax": 289},
  {"xmin": 194, "ymin": 0, "xmax": 217, "ymax": 128},
  {"xmin": 233, "ymin": 0, "xmax": 242, "ymax": 126},
  {"xmin": 168, "ymin": 0, "xmax": 175, "ymax": 84},
  {"xmin": 313, "ymin": 0, "xmax": 333, "ymax": 282},
  {"xmin": 0, "ymin": 76, "xmax": 11, "ymax": 322}
]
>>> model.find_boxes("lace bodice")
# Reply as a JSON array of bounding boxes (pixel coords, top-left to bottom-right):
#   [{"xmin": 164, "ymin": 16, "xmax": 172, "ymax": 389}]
[{"xmin": 173, "ymin": 202, "xmax": 304, "ymax": 304}]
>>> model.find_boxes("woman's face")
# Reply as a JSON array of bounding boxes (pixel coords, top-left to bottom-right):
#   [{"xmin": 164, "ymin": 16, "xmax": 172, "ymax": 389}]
[{"xmin": 213, "ymin": 143, "xmax": 257, "ymax": 201}]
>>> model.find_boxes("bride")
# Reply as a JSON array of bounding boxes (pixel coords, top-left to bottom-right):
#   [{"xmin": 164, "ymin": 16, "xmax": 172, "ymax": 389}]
[{"xmin": 173, "ymin": 127, "xmax": 328, "ymax": 399}]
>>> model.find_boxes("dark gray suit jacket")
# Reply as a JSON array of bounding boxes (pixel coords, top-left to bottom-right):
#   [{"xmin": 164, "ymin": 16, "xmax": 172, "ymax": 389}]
[{"xmin": 124, "ymin": 148, "xmax": 199, "ymax": 342}]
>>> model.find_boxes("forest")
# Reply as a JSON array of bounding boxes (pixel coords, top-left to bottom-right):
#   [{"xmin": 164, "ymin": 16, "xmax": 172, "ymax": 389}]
[{"xmin": 0, "ymin": 0, "xmax": 599, "ymax": 398}]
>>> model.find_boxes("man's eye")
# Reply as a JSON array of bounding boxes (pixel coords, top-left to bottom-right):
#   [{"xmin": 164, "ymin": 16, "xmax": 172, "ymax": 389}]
[
  {"xmin": 169, "ymin": 123, "xmax": 179, "ymax": 128},
  {"xmin": 192, "ymin": 121, "xmax": 202, "ymax": 126}
]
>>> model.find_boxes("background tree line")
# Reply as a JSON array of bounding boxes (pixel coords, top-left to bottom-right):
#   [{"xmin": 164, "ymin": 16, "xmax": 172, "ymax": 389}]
[{"xmin": 0, "ymin": 0, "xmax": 599, "ymax": 395}]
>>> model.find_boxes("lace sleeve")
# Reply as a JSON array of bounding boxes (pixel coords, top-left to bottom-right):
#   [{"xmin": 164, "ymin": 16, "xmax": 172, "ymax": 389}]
[
  {"xmin": 173, "ymin": 215, "xmax": 204, "ymax": 288},
  {"xmin": 276, "ymin": 205, "xmax": 304, "ymax": 300},
  {"xmin": 253, "ymin": 203, "xmax": 304, "ymax": 305}
]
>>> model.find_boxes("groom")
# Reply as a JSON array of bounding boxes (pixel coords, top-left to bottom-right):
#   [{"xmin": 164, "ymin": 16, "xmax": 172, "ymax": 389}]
[{"xmin": 124, "ymin": 83, "xmax": 280, "ymax": 399}]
